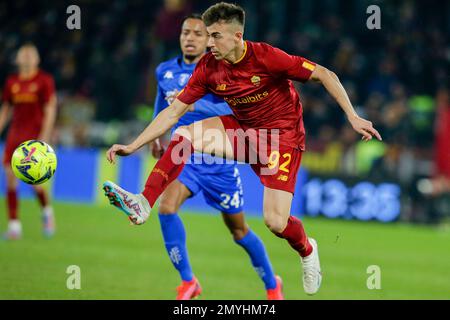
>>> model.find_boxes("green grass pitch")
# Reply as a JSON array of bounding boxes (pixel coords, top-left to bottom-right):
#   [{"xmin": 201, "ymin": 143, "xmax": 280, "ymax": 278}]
[{"xmin": 0, "ymin": 199, "xmax": 449, "ymax": 299}]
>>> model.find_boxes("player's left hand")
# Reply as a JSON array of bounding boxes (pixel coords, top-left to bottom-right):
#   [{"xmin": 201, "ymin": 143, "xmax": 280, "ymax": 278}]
[
  {"xmin": 106, "ymin": 144, "xmax": 136, "ymax": 164},
  {"xmin": 348, "ymin": 115, "xmax": 382, "ymax": 142}
]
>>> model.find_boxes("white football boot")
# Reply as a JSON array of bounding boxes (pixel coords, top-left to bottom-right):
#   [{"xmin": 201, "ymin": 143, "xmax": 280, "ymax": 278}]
[
  {"xmin": 3, "ymin": 220, "xmax": 22, "ymax": 240},
  {"xmin": 301, "ymin": 238, "xmax": 322, "ymax": 295},
  {"xmin": 102, "ymin": 181, "xmax": 151, "ymax": 225},
  {"xmin": 42, "ymin": 206, "xmax": 55, "ymax": 238}
]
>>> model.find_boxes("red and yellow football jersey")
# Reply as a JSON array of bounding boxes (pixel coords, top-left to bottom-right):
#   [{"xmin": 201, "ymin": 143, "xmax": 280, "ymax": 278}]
[
  {"xmin": 2, "ymin": 69, "xmax": 55, "ymax": 137},
  {"xmin": 177, "ymin": 41, "xmax": 316, "ymax": 150}
]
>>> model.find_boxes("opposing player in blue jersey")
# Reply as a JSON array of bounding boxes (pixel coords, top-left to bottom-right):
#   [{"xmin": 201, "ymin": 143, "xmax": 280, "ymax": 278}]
[{"xmin": 150, "ymin": 14, "xmax": 282, "ymax": 300}]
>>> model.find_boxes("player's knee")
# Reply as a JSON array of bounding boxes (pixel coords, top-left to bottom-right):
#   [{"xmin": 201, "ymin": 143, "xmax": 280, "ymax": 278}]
[
  {"xmin": 6, "ymin": 184, "xmax": 17, "ymax": 192},
  {"xmin": 5, "ymin": 171, "xmax": 18, "ymax": 188},
  {"xmin": 263, "ymin": 214, "xmax": 287, "ymax": 234},
  {"xmin": 32, "ymin": 185, "xmax": 43, "ymax": 193},
  {"xmin": 6, "ymin": 178, "xmax": 18, "ymax": 189},
  {"xmin": 158, "ymin": 199, "xmax": 180, "ymax": 215}
]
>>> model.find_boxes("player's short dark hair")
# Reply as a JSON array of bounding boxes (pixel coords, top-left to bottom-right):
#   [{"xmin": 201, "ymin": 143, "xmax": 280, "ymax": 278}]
[
  {"xmin": 20, "ymin": 42, "xmax": 38, "ymax": 50},
  {"xmin": 202, "ymin": 2, "xmax": 245, "ymax": 27},
  {"xmin": 181, "ymin": 13, "xmax": 203, "ymax": 25}
]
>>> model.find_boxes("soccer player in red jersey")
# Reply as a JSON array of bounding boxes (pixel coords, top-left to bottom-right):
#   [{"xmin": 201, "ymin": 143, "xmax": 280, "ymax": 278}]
[
  {"xmin": 103, "ymin": 3, "xmax": 381, "ymax": 295},
  {"xmin": 0, "ymin": 44, "xmax": 57, "ymax": 239}
]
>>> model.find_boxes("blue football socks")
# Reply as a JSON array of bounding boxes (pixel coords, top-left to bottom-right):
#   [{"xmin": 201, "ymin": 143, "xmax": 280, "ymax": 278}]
[
  {"xmin": 235, "ymin": 229, "xmax": 277, "ymax": 289},
  {"xmin": 158, "ymin": 213, "xmax": 193, "ymax": 282}
]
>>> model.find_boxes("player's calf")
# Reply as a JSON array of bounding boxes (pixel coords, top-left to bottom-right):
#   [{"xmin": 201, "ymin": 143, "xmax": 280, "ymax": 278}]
[
  {"xmin": 272, "ymin": 215, "xmax": 322, "ymax": 295},
  {"xmin": 141, "ymin": 134, "xmax": 194, "ymax": 207}
]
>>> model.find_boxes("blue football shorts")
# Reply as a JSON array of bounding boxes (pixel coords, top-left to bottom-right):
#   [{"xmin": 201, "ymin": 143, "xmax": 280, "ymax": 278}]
[{"xmin": 178, "ymin": 163, "xmax": 244, "ymax": 214}]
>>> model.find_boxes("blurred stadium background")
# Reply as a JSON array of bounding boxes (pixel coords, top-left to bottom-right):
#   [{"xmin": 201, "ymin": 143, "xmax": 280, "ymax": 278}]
[{"xmin": 0, "ymin": 0, "xmax": 449, "ymax": 299}]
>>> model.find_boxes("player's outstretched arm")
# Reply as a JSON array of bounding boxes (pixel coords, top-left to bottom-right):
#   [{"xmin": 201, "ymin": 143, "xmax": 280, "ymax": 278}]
[
  {"xmin": 0, "ymin": 102, "xmax": 11, "ymax": 136},
  {"xmin": 309, "ymin": 65, "xmax": 382, "ymax": 142},
  {"xmin": 106, "ymin": 98, "xmax": 190, "ymax": 164}
]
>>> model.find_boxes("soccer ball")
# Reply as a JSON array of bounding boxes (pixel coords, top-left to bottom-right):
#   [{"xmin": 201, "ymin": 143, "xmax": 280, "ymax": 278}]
[{"xmin": 11, "ymin": 140, "xmax": 57, "ymax": 185}]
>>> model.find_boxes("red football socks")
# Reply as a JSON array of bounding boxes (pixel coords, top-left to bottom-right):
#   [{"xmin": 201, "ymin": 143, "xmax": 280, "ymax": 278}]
[
  {"xmin": 276, "ymin": 216, "xmax": 312, "ymax": 257},
  {"xmin": 7, "ymin": 189, "xmax": 18, "ymax": 220},
  {"xmin": 142, "ymin": 135, "xmax": 194, "ymax": 207}
]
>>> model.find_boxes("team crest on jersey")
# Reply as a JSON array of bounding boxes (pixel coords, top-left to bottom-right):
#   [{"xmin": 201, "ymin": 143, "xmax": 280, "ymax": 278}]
[
  {"xmin": 28, "ymin": 82, "xmax": 38, "ymax": 92},
  {"xmin": 216, "ymin": 84, "xmax": 227, "ymax": 91},
  {"xmin": 12, "ymin": 83, "xmax": 20, "ymax": 94},
  {"xmin": 163, "ymin": 71, "xmax": 174, "ymax": 79},
  {"xmin": 251, "ymin": 75, "xmax": 261, "ymax": 86},
  {"xmin": 178, "ymin": 73, "xmax": 190, "ymax": 86}
]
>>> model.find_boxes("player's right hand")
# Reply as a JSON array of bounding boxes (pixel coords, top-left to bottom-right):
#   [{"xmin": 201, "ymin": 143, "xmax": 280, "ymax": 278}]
[{"xmin": 106, "ymin": 144, "xmax": 136, "ymax": 164}]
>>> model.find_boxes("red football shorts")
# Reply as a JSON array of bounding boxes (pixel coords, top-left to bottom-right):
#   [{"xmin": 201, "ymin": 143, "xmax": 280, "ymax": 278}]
[
  {"xmin": 220, "ymin": 114, "xmax": 302, "ymax": 194},
  {"xmin": 2, "ymin": 133, "xmax": 38, "ymax": 165}
]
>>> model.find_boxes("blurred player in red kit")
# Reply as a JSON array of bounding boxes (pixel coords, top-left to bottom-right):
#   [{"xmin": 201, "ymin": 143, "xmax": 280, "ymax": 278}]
[
  {"xmin": 0, "ymin": 43, "xmax": 57, "ymax": 240},
  {"xmin": 418, "ymin": 88, "xmax": 450, "ymax": 197},
  {"xmin": 103, "ymin": 3, "xmax": 381, "ymax": 295}
]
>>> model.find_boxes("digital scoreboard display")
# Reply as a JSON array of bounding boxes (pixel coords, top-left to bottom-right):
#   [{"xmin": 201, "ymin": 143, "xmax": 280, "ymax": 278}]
[{"xmin": 301, "ymin": 177, "xmax": 402, "ymax": 222}]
